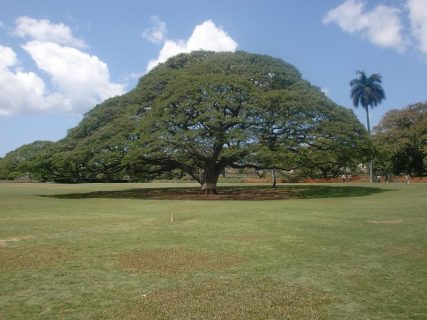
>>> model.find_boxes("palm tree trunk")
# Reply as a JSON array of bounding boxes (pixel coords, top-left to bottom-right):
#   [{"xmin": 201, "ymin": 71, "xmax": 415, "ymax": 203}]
[
  {"xmin": 365, "ymin": 107, "xmax": 371, "ymax": 134},
  {"xmin": 365, "ymin": 107, "xmax": 373, "ymax": 183}
]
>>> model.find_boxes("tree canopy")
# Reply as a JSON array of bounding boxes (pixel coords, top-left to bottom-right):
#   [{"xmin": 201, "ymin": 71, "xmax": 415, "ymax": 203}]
[
  {"xmin": 0, "ymin": 140, "xmax": 53, "ymax": 180},
  {"xmin": 373, "ymin": 102, "xmax": 427, "ymax": 176},
  {"xmin": 1, "ymin": 51, "xmax": 372, "ymax": 191}
]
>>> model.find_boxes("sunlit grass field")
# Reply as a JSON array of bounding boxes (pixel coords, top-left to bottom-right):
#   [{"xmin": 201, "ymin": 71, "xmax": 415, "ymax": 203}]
[{"xmin": 0, "ymin": 182, "xmax": 426, "ymax": 319}]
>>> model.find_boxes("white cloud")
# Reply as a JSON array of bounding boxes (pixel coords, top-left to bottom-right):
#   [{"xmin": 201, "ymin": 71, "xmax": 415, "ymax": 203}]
[
  {"xmin": 407, "ymin": 0, "xmax": 427, "ymax": 56},
  {"xmin": 0, "ymin": 17, "xmax": 125, "ymax": 116},
  {"xmin": 146, "ymin": 20, "xmax": 238, "ymax": 71},
  {"xmin": 22, "ymin": 41, "xmax": 124, "ymax": 113},
  {"xmin": 13, "ymin": 16, "xmax": 86, "ymax": 48},
  {"xmin": 0, "ymin": 21, "xmax": 4, "ymax": 28},
  {"xmin": 323, "ymin": 0, "xmax": 406, "ymax": 52},
  {"xmin": 142, "ymin": 16, "xmax": 167, "ymax": 44},
  {"xmin": 186, "ymin": 20, "xmax": 238, "ymax": 51},
  {"xmin": 146, "ymin": 40, "xmax": 186, "ymax": 71},
  {"xmin": 0, "ymin": 45, "xmax": 61, "ymax": 115},
  {"xmin": 0, "ymin": 45, "xmax": 17, "ymax": 69}
]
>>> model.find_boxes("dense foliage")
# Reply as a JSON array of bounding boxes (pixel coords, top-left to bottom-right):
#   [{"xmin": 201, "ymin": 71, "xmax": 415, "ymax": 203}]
[
  {"xmin": 1, "ymin": 51, "xmax": 372, "ymax": 191},
  {"xmin": 0, "ymin": 141, "xmax": 53, "ymax": 180},
  {"xmin": 373, "ymin": 102, "xmax": 427, "ymax": 176}
]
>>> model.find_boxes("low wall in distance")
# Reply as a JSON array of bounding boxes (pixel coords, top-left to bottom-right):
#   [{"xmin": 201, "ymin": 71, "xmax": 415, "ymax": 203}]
[
  {"xmin": 240, "ymin": 176, "xmax": 427, "ymax": 183},
  {"xmin": 302, "ymin": 176, "xmax": 427, "ymax": 183}
]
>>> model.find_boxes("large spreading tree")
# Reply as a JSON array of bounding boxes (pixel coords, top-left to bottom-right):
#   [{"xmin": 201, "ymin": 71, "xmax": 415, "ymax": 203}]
[
  {"xmin": 7, "ymin": 51, "xmax": 372, "ymax": 193},
  {"xmin": 373, "ymin": 102, "xmax": 426, "ymax": 176}
]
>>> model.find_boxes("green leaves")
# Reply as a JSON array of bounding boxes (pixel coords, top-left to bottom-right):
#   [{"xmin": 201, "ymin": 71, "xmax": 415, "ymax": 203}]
[
  {"xmin": 0, "ymin": 141, "xmax": 54, "ymax": 180},
  {"xmin": 373, "ymin": 102, "xmax": 426, "ymax": 176},
  {"xmin": 6, "ymin": 51, "xmax": 372, "ymax": 185}
]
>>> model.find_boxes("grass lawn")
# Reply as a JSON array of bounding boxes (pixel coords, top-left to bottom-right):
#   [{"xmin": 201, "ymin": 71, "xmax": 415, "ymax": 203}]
[{"xmin": 0, "ymin": 182, "xmax": 426, "ymax": 319}]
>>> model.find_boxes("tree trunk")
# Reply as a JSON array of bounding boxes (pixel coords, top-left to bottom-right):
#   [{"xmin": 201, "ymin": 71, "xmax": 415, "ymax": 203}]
[
  {"xmin": 201, "ymin": 182, "xmax": 218, "ymax": 194},
  {"xmin": 365, "ymin": 107, "xmax": 373, "ymax": 183},
  {"xmin": 271, "ymin": 168, "xmax": 277, "ymax": 188},
  {"xmin": 200, "ymin": 169, "xmax": 220, "ymax": 195}
]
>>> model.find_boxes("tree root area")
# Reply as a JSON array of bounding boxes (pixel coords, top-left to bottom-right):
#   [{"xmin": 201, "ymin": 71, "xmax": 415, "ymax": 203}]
[{"xmin": 46, "ymin": 185, "xmax": 387, "ymax": 201}]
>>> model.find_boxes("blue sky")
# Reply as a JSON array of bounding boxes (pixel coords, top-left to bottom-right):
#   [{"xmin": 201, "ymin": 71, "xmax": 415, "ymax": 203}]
[{"xmin": 0, "ymin": 0, "xmax": 426, "ymax": 156}]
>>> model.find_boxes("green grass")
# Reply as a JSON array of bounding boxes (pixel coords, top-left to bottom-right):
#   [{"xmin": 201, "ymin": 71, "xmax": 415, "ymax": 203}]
[{"xmin": 0, "ymin": 182, "xmax": 426, "ymax": 319}]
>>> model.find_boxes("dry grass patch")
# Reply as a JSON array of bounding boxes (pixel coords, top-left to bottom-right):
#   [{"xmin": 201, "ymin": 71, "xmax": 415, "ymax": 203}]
[
  {"xmin": 0, "ymin": 236, "xmax": 33, "ymax": 246},
  {"xmin": 0, "ymin": 246, "xmax": 71, "ymax": 272},
  {"xmin": 116, "ymin": 248, "xmax": 247, "ymax": 274},
  {"xmin": 386, "ymin": 245, "xmax": 426, "ymax": 259},
  {"xmin": 368, "ymin": 219, "xmax": 403, "ymax": 224},
  {"xmin": 112, "ymin": 277, "xmax": 338, "ymax": 319}
]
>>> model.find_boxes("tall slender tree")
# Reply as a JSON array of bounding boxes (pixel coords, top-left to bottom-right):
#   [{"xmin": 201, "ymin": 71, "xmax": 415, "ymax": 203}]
[{"xmin": 350, "ymin": 71, "xmax": 385, "ymax": 182}]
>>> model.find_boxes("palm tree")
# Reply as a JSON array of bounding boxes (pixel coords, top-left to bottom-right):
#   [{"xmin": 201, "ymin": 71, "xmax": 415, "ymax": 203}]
[{"xmin": 350, "ymin": 70, "xmax": 385, "ymax": 182}]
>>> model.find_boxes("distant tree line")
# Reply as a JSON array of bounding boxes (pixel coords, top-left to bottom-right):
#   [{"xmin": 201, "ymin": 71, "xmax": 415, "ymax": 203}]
[{"xmin": 373, "ymin": 102, "xmax": 426, "ymax": 177}]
